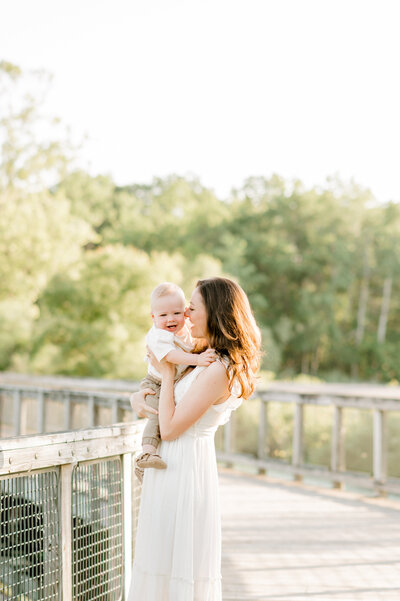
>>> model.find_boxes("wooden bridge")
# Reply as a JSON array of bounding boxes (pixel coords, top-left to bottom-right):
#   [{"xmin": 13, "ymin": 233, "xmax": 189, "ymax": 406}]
[
  {"xmin": 1, "ymin": 374, "xmax": 400, "ymax": 600},
  {"xmin": 220, "ymin": 469, "xmax": 400, "ymax": 601}
]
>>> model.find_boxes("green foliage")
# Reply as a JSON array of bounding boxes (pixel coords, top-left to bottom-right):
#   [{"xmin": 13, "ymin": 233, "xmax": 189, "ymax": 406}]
[
  {"xmin": 232, "ymin": 400, "xmax": 260, "ymax": 456},
  {"xmin": 31, "ymin": 247, "xmax": 175, "ymax": 378},
  {"xmin": 30, "ymin": 246, "xmax": 224, "ymax": 379},
  {"xmin": 2, "ymin": 62, "xmax": 400, "ymax": 384},
  {"xmin": 101, "ymin": 175, "xmax": 229, "ymax": 257},
  {"xmin": 343, "ymin": 409, "xmax": 373, "ymax": 473},
  {"xmin": 0, "ymin": 190, "xmax": 94, "ymax": 303},
  {"xmin": 55, "ymin": 170, "xmax": 116, "ymax": 236}
]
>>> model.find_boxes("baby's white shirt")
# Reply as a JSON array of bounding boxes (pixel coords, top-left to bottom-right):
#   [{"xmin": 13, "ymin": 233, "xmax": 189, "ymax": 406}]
[{"xmin": 146, "ymin": 323, "xmax": 194, "ymax": 379}]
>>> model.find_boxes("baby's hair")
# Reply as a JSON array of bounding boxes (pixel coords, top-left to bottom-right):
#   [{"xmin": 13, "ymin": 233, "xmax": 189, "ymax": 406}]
[{"xmin": 150, "ymin": 282, "xmax": 186, "ymax": 311}]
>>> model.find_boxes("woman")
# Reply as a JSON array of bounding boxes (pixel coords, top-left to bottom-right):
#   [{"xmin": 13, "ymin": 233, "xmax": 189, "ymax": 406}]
[{"xmin": 128, "ymin": 277, "xmax": 261, "ymax": 601}]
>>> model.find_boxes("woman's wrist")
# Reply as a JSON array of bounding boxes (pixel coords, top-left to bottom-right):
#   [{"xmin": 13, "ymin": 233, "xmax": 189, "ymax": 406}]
[{"xmin": 160, "ymin": 367, "xmax": 175, "ymax": 382}]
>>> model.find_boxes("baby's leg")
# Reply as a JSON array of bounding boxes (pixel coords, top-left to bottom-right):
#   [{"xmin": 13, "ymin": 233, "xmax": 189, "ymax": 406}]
[
  {"xmin": 136, "ymin": 376, "xmax": 167, "ymax": 472},
  {"xmin": 143, "ymin": 442, "xmax": 157, "ymax": 454},
  {"xmin": 140, "ymin": 376, "xmax": 161, "ymax": 449}
]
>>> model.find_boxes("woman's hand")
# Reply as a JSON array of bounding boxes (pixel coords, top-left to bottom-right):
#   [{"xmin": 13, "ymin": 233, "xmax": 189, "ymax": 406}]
[
  {"xmin": 129, "ymin": 389, "xmax": 158, "ymax": 418},
  {"xmin": 147, "ymin": 347, "xmax": 175, "ymax": 378}
]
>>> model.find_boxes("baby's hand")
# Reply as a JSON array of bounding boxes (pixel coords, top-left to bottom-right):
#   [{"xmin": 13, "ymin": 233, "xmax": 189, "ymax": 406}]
[{"xmin": 197, "ymin": 348, "xmax": 217, "ymax": 366}]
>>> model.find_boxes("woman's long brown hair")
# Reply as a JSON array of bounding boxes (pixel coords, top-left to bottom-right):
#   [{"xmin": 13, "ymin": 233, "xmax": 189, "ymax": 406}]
[{"xmin": 196, "ymin": 277, "xmax": 261, "ymax": 399}]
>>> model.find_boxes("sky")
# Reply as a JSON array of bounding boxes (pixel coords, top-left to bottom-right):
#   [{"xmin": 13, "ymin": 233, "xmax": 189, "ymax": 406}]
[{"xmin": 1, "ymin": 0, "xmax": 400, "ymax": 200}]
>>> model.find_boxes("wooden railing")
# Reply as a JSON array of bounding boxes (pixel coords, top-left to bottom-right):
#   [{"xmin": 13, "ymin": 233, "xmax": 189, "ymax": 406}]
[
  {"xmin": 0, "ymin": 381, "xmax": 138, "ymax": 438},
  {"xmin": 2, "ymin": 376, "xmax": 400, "ymax": 495},
  {"xmin": 220, "ymin": 381, "xmax": 400, "ymax": 495}
]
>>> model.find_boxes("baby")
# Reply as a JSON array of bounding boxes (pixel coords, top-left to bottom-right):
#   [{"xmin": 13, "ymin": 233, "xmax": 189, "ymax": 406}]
[{"xmin": 135, "ymin": 282, "xmax": 216, "ymax": 481}]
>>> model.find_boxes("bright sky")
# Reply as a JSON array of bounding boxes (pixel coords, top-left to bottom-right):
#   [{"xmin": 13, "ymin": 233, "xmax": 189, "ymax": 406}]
[{"xmin": 1, "ymin": 0, "xmax": 400, "ymax": 200}]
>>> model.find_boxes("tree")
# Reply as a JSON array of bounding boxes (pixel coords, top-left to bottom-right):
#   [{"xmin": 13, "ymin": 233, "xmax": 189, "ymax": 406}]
[
  {"xmin": 0, "ymin": 63, "xmax": 93, "ymax": 370},
  {"xmin": 30, "ymin": 246, "xmax": 224, "ymax": 379}
]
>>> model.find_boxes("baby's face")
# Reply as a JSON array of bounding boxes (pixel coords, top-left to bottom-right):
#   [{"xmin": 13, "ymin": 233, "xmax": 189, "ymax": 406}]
[{"xmin": 151, "ymin": 293, "xmax": 186, "ymax": 334}]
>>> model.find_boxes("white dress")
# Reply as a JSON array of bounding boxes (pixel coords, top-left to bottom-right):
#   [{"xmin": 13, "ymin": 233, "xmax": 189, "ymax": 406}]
[{"xmin": 127, "ymin": 364, "xmax": 242, "ymax": 601}]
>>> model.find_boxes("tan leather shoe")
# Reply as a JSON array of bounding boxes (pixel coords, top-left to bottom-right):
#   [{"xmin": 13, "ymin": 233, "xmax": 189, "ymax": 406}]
[{"xmin": 136, "ymin": 452, "xmax": 167, "ymax": 469}]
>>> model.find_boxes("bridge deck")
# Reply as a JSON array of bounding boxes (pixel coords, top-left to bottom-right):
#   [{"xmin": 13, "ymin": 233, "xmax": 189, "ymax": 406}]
[{"xmin": 220, "ymin": 470, "xmax": 400, "ymax": 601}]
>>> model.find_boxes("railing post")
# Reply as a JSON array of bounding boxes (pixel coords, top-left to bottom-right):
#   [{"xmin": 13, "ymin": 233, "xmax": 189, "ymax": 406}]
[
  {"xmin": 37, "ymin": 390, "xmax": 45, "ymax": 433},
  {"xmin": 112, "ymin": 399, "xmax": 124, "ymax": 424},
  {"xmin": 88, "ymin": 395, "xmax": 96, "ymax": 427},
  {"xmin": 373, "ymin": 409, "xmax": 387, "ymax": 495},
  {"xmin": 292, "ymin": 402, "xmax": 304, "ymax": 482},
  {"xmin": 123, "ymin": 453, "xmax": 133, "ymax": 596},
  {"xmin": 331, "ymin": 406, "xmax": 345, "ymax": 489},
  {"xmin": 258, "ymin": 400, "xmax": 267, "ymax": 474},
  {"xmin": 13, "ymin": 389, "xmax": 22, "ymax": 436},
  {"xmin": 64, "ymin": 393, "xmax": 72, "ymax": 430},
  {"xmin": 61, "ymin": 463, "xmax": 73, "ymax": 601}
]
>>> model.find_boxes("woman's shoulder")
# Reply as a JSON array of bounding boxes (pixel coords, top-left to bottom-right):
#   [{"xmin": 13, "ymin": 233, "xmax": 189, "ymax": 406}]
[
  {"xmin": 183, "ymin": 359, "xmax": 226, "ymax": 386},
  {"xmin": 206, "ymin": 358, "xmax": 229, "ymax": 378},
  {"xmin": 193, "ymin": 359, "xmax": 229, "ymax": 394}
]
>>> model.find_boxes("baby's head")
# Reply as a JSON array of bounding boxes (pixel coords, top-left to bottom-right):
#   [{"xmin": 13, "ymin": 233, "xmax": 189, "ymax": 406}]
[{"xmin": 150, "ymin": 282, "xmax": 186, "ymax": 335}]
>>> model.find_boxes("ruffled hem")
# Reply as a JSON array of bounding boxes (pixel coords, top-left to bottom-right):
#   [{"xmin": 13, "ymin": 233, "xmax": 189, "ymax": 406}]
[{"xmin": 128, "ymin": 564, "xmax": 222, "ymax": 601}]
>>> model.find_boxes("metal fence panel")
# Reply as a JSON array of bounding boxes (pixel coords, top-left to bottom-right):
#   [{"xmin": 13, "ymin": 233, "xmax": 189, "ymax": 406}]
[
  {"xmin": 72, "ymin": 459, "xmax": 123, "ymax": 601},
  {"xmin": 0, "ymin": 470, "xmax": 60, "ymax": 601}
]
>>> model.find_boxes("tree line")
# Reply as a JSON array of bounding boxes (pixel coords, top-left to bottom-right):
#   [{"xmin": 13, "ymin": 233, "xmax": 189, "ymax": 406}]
[{"xmin": 1, "ymin": 61, "xmax": 400, "ymax": 382}]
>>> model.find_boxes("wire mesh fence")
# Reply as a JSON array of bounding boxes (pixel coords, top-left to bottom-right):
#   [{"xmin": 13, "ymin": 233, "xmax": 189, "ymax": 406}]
[
  {"xmin": 0, "ymin": 470, "xmax": 60, "ymax": 601},
  {"xmin": 0, "ymin": 422, "xmax": 145, "ymax": 601},
  {"xmin": 71, "ymin": 459, "xmax": 123, "ymax": 601}
]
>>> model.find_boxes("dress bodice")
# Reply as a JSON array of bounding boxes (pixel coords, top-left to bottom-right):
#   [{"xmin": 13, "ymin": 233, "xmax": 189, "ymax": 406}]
[{"xmin": 174, "ymin": 363, "xmax": 242, "ymax": 438}]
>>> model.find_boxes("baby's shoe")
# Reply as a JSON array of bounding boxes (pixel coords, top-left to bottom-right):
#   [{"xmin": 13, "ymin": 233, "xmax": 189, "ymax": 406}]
[{"xmin": 136, "ymin": 452, "xmax": 167, "ymax": 469}]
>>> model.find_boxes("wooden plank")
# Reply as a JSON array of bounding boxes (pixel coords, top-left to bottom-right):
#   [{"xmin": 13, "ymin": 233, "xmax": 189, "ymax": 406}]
[
  {"xmin": 258, "ymin": 391, "xmax": 400, "ymax": 411},
  {"xmin": 258, "ymin": 401, "xmax": 266, "ymax": 459},
  {"xmin": 0, "ymin": 421, "xmax": 144, "ymax": 450},
  {"xmin": 220, "ymin": 470, "xmax": 400, "ymax": 601},
  {"xmin": 37, "ymin": 389, "xmax": 45, "ymax": 433},
  {"xmin": 260, "ymin": 380, "xmax": 400, "ymax": 400},
  {"xmin": 0, "ymin": 373, "xmax": 140, "ymax": 393},
  {"xmin": 64, "ymin": 393, "xmax": 71, "ymax": 430},
  {"xmin": 0, "ymin": 422, "xmax": 146, "ymax": 476},
  {"xmin": 292, "ymin": 403, "xmax": 304, "ymax": 481},
  {"xmin": 88, "ymin": 395, "xmax": 96, "ymax": 427},
  {"xmin": 331, "ymin": 406, "xmax": 345, "ymax": 488},
  {"xmin": 111, "ymin": 399, "xmax": 120, "ymax": 424},
  {"xmin": 257, "ymin": 401, "xmax": 267, "ymax": 475},
  {"xmin": 373, "ymin": 409, "xmax": 387, "ymax": 488},
  {"xmin": 4, "ymin": 372, "xmax": 400, "ymax": 400},
  {"xmin": 13, "ymin": 389, "xmax": 21, "ymax": 436}
]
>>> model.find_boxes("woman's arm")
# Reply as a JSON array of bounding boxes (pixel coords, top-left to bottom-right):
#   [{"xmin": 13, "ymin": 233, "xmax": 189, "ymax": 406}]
[{"xmin": 158, "ymin": 361, "xmax": 230, "ymax": 441}]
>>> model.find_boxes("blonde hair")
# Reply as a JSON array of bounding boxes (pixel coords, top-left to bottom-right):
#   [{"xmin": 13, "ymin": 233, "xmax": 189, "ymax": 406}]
[
  {"xmin": 150, "ymin": 282, "xmax": 186, "ymax": 311},
  {"xmin": 196, "ymin": 277, "xmax": 261, "ymax": 399}
]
